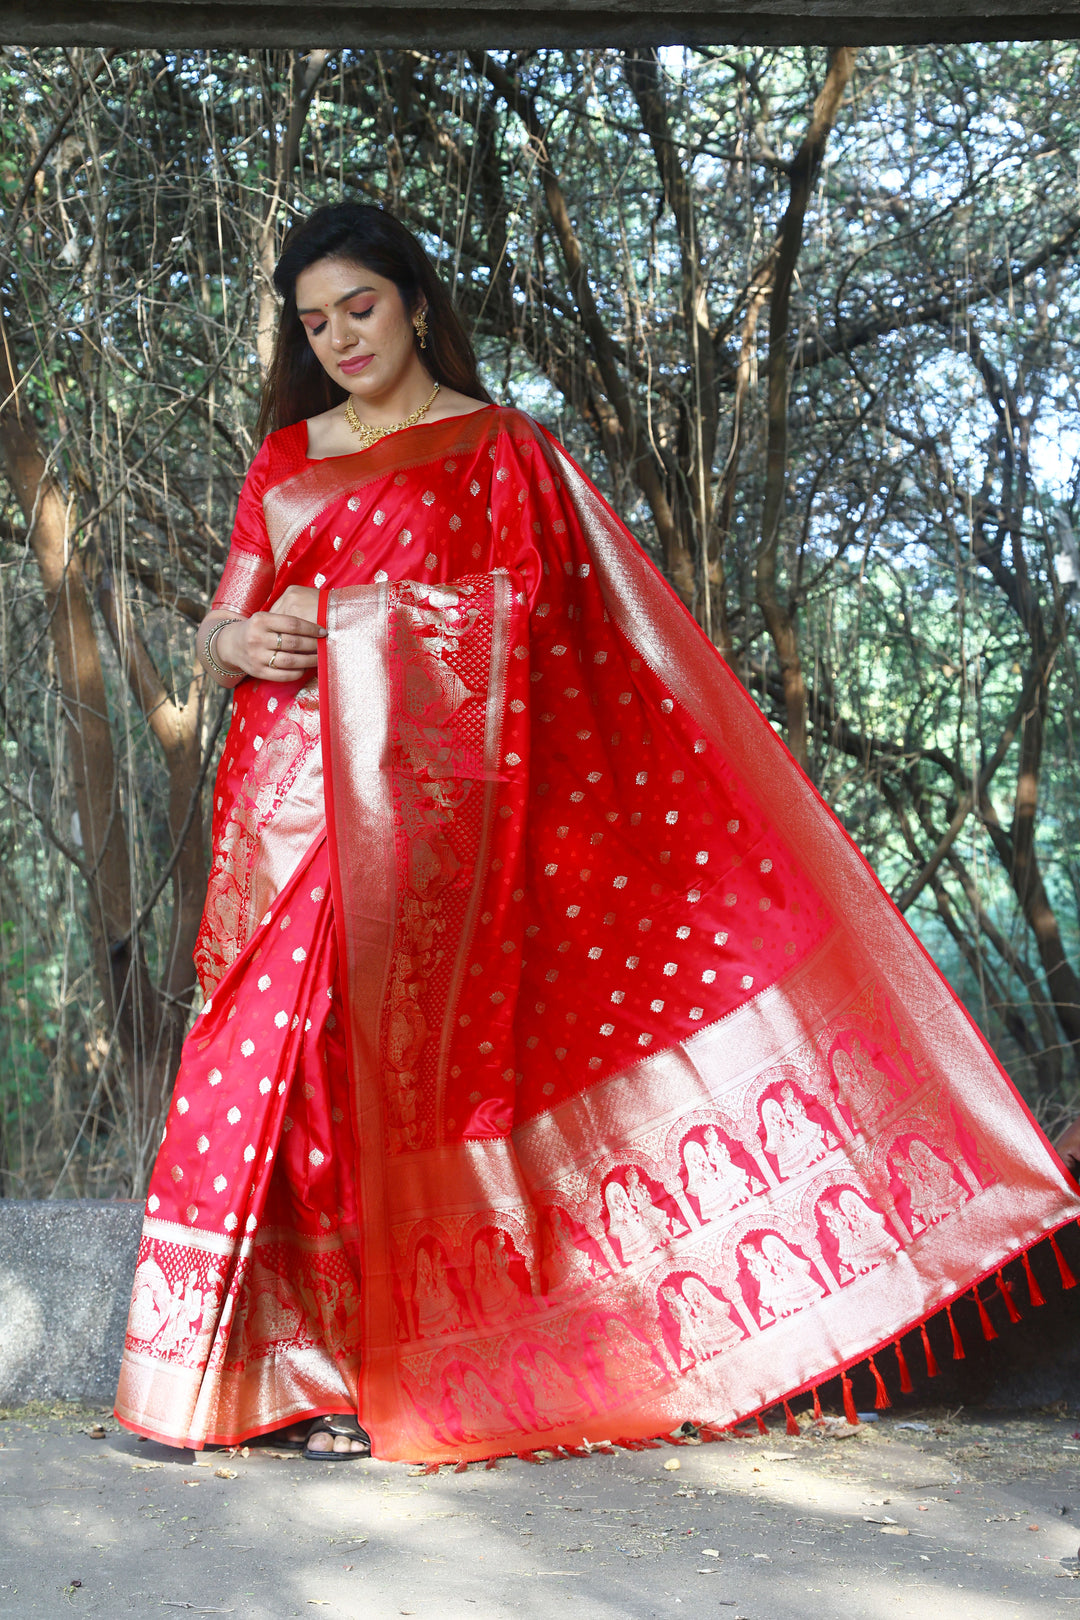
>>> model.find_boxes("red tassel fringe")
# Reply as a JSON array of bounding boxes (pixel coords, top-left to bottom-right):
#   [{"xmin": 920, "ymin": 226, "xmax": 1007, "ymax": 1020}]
[
  {"xmin": 453, "ymin": 1238, "xmax": 1076, "ymax": 1476},
  {"xmin": 1022, "ymin": 1249, "xmax": 1046, "ymax": 1307},
  {"xmin": 868, "ymin": 1355, "xmax": 891, "ymax": 1410},
  {"xmin": 996, "ymin": 1268, "xmax": 1022, "ymax": 1324},
  {"xmin": 946, "ymin": 1303, "xmax": 965, "ymax": 1360},
  {"xmin": 894, "ymin": 1337, "xmax": 913, "ymax": 1394},
  {"xmin": 920, "ymin": 1322, "xmax": 939, "ymax": 1377},
  {"xmin": 463, "ymin": 1237, "xmax": 1076, "ymax": 1476},
  {"xmin": 973, "ymin": 1287, "xmax": 998, "ymax": 1341},
  {"xmin": 1050, "ymin": 1233, "xmax": 1077, "ymax": 1289}
]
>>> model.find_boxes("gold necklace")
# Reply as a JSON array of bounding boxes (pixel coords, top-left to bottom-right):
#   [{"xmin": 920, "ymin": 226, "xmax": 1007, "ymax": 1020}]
[{"xmin": 344, "ymin": 381, "xmax": 441, "ymax": 448}]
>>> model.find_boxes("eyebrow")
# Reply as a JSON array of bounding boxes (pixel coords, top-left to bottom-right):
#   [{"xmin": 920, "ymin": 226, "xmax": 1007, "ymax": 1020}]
[{"xmin": 297, "ymin": 284, "xmax": 376, "ymax": 315}]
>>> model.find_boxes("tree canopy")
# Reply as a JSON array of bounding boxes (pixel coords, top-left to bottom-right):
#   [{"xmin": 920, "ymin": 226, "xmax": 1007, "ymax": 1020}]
[{"xmin": 1, "ymin": 42, "xmax": 1078, "ymax": 1196}]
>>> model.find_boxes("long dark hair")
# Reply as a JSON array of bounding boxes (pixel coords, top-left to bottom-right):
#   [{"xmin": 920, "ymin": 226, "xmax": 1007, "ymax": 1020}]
[{"xmin": 256, "ymin": 203, "xmax": 493, "ymax": 438}]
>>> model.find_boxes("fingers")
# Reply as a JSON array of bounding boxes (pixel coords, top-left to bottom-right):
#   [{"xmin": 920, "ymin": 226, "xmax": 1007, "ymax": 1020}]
[
  {"xmin": 260, "ymin": 613, "xmax": 327, "ymax": 640},
  {"xmin": 261, "ymin": 656, "xmax": 319, "ymax": 683},
  {"xmin": 257, "ymin": 633, "xmax": 320, "ymax": 680},
  {"xmin": 223, "ymin": 614, "xmax": 325, "ymax": 683},
  {"xmin": 253, "ymin": 617, "xmax": 325, "ymax": 679},
  {"xmin": 263, "ymin": 630, "xmax": 319, "ymax": 656},
  {"xmin": 251, "ymin": 615, "xmax": 322, "ymax": 655}
]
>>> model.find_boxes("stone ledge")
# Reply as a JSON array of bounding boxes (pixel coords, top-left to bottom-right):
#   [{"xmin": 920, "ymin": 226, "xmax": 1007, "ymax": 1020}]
[
  {"xmin": 0, "ymin": 1198, "xmax": 142, "ymax": 1407},
  {"xmin": 1, "ymin": 1197, "xmax": 1078, "ymax": 1412}
]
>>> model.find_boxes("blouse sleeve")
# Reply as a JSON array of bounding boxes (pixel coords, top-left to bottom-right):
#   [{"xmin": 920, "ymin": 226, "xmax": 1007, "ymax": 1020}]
[{"xmin": 210, "ymin": 437, "xmax": 277, "ymax": 617}]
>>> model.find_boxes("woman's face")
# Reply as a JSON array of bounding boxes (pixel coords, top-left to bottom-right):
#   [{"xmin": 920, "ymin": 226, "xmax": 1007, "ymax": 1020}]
[{"xmin": 294, "ymin": 256, "xmax": 427, "ymax": 404}]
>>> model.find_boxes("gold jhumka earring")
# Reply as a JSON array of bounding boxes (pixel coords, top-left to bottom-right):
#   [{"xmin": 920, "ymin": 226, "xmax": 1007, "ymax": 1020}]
[{"xmin": 414, "ymin": 308, "xmax": 429, "ymax": 349}]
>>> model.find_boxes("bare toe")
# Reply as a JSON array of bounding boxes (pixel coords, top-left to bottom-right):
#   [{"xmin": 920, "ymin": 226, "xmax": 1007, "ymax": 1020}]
[{"xmin": 302, "ymin": 1416, "xmax": 369, "ymax": 1458}]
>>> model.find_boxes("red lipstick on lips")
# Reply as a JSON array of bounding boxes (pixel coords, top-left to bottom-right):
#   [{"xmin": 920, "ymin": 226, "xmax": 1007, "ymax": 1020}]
[{"xmin": 339, "ymin": 353, "xmax": 372, "ymax": 376}]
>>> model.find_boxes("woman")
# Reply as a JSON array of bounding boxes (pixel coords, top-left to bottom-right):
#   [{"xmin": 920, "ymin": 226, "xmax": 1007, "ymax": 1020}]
[
  {"xmin": 604, "ymin": 1178, "xmax": 656, "ymax": 1266},
  {"xmin": 822, "ymin": 1188, "xmax": 899, "ymax": 1279},
  {"xmin": 760, "ymin": 1086, "xmax": 837, "ymax": 1179},
  {"xmin": 741, "ymin": 1234, "xmax": 825, "ymax": 1323},
  {"xmin": 894, "ymin": 1138, "xmax": 972, "ymax": 1232},
  {"xmin": 669, "ymin": 1276, "xmax": 744, "ymax": 1365},
  {"xmin": 116, "ymin": 202, "xmax": 1080, "ymax": 1465},
  {"xmin": 683, "ymin": 1134, "xmax": 763, "ymax": 1220}
]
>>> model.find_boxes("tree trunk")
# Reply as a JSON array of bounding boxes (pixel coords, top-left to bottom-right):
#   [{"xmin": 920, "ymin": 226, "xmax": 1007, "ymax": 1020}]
[
  {"xmin": 757, "ymin": 47, "xmax": 858, "ymax": 770},
  {"xmin": 623, "ymin": 47, "xmax": 719, "ymax": 625},
  {"xmin": 984, "ymin": 680, "xmax": 1080, "ymax": 1066},
  {"xmin": 474, "ymin": 51, "xmax": 697, "ymax": 603},
  {"xmin": 0, "ymin": 313, "xmax": 212, "ymax": 1183},
  {"xmin": 0, "ymin": 317, "xmax": 156, "ymax": 1098}
]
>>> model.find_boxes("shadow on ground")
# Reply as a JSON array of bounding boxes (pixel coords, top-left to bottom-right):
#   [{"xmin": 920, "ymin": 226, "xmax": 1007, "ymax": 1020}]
[{"xmin": 1, "ymin": 1398, "xmax": 1079, "ymax": 1619}]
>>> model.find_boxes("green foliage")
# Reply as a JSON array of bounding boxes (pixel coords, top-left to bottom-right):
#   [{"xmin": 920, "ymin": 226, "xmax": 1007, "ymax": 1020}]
[{"xmin": 0, "ymin": 42, "xmax": 1078, "ymax": 1193}]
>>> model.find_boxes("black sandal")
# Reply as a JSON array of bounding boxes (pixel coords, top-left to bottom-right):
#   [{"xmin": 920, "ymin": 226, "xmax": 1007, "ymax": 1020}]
[
  {"xmin": 257, "ymin": 1425, "xmax": 308, "ymax": 1453},
  {"xmin": 301, "ymin": 1414, "xmax": 371, "ymax": 1461}
]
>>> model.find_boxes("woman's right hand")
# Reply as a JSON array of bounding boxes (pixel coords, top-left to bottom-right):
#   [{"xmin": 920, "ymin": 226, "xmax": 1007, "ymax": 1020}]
[
  {"xmin": 1054, "ymin": 1114, "xmax": 1080, "ymax": 1183},
  {"xmin": 213, "ymin": 608, "xmax": 326, "ymax": 684}
]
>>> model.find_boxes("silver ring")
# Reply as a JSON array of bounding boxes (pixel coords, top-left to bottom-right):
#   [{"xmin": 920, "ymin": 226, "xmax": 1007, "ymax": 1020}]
[{"xmin": 275, "ymin": 632, "xmax": 283, "ymax": 650}]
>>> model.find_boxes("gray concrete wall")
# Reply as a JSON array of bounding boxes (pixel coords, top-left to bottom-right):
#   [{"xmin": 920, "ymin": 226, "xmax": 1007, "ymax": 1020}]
[
  {"xmin": 0, "ymin": 1196, "xmax": 1078, "ymax": 1413},
  {"xmin": 0, "ymin": 1198, "xmax": 141, "ymax": 1407}
]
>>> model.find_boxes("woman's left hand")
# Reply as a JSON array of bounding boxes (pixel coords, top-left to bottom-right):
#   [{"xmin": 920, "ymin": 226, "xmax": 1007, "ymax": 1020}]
[{"xmin": 270, "ymin": 585, "xmax": 321, "ymax": 622}]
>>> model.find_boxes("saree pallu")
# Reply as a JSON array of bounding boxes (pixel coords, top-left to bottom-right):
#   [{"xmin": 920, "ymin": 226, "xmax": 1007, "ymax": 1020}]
[{"xmin": 116, "ymin": 406, "xmax": 1080, "ymax": 1459}]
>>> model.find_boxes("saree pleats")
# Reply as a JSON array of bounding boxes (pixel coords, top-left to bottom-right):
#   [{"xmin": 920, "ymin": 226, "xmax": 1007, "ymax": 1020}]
[
  {"xmin": 117, "ymin": 407, "xmax": 1080, "ymax": 1458},
  {"xmin": 115, "ymin": 835, "xmax": 365, "ymax": 1445}
]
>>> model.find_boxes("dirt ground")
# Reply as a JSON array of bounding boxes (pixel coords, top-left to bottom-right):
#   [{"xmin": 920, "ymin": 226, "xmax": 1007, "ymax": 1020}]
[{"xmin": 1, "ymin": 1400, "xmax": 1079, "ymax": 1619}]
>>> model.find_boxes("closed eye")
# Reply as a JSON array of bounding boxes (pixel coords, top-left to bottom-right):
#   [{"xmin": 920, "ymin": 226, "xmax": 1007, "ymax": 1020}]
[{"xmin": 304, "ymin": 306, "xmax": 374, "ymax": 338}]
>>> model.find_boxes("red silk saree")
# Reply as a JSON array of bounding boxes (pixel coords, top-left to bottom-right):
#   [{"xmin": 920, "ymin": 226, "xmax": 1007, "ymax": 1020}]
[{"xmin": 115, "ymin": 406, "xmax": 1080, "ymax": 1460}]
